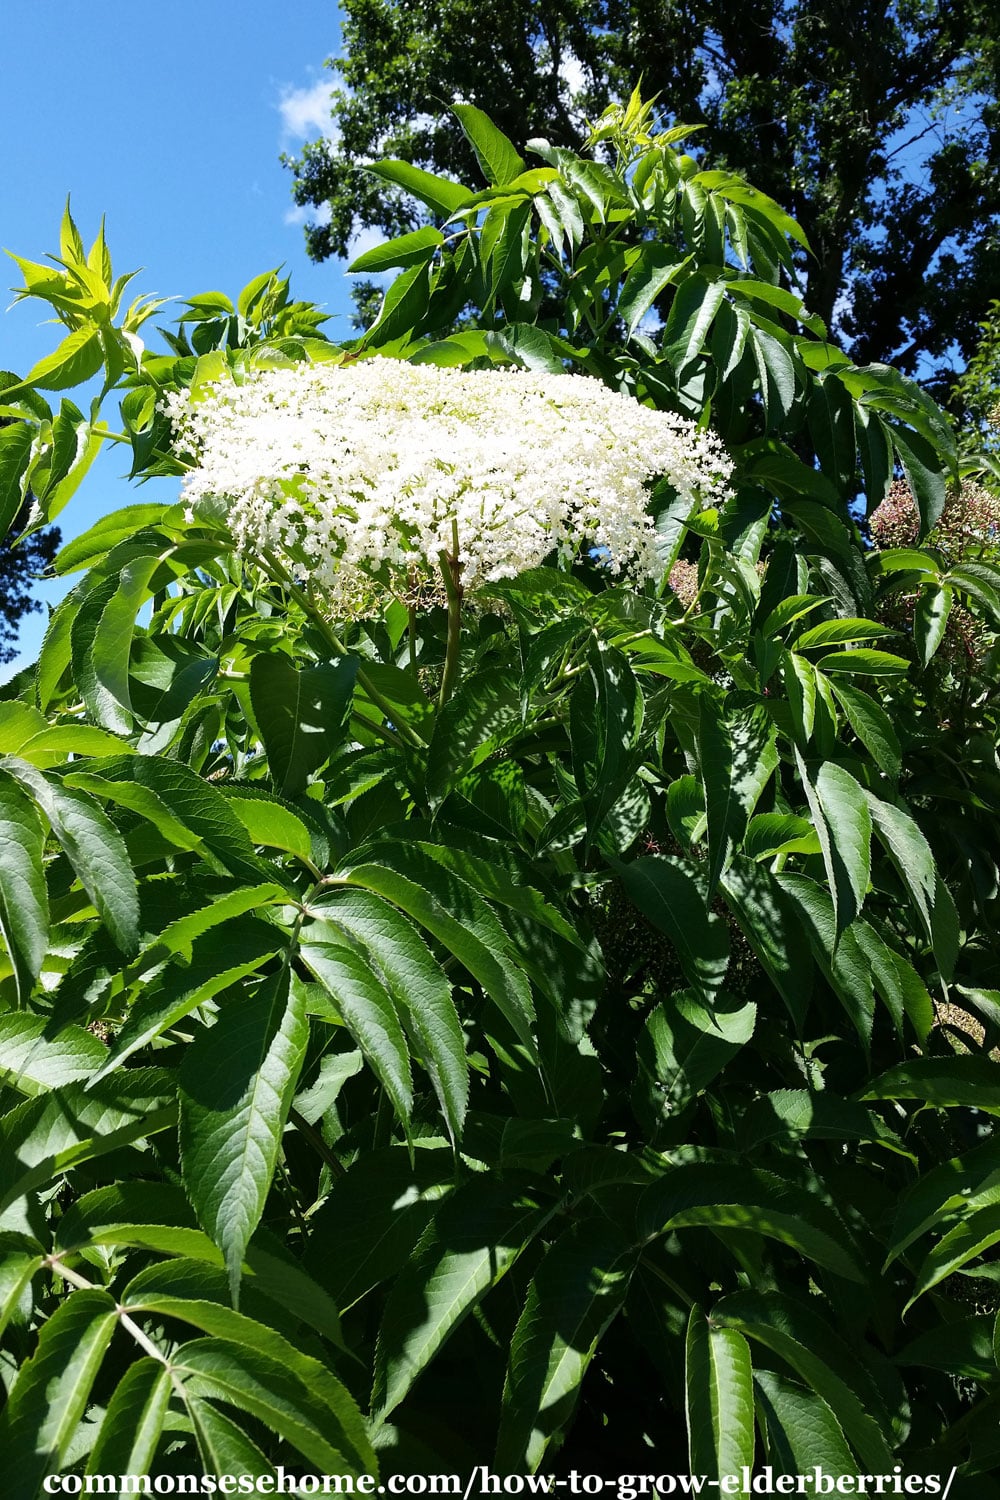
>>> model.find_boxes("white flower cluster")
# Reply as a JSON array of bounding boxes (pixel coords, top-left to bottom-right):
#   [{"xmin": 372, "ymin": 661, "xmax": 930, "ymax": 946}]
[{"xmin": 164, "ymin": 358, "xmax": 732, "ymax": 616}]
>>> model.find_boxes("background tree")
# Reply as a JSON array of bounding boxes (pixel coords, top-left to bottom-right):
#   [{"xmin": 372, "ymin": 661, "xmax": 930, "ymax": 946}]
[
  {"xmin": 285, "ymin": 0, "xmax": 1000, "ymax": 392},
  {"xmin": 0, "ymin": 418, "xmax": 59, "ymax": 664}
]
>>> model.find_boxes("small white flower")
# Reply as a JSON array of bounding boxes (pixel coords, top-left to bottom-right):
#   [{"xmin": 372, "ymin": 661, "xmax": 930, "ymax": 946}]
[{"xmin": 165, "ymin": 358, "xmax": 732, "ymax": 616}]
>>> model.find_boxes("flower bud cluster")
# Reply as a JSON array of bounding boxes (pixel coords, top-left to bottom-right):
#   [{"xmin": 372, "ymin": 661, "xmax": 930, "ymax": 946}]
[{"xmin": 163, "ymin": 358, "xmax": 732, "ymax": 615}]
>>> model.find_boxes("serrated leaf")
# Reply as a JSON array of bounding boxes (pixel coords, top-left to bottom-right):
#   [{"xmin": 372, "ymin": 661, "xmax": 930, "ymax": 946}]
[
  {"xmin": 172, "ymin": 1337, "xmax": 373, "ymax": 1477},
  {"xmin": 496, "ymin": 1221, "xmax": 635, "ymax": 1471},
  {"xmin": 3, "ymin": 761, "xmax": 139, "ymax": 954},
  {"xmin": 312, "ymin": 887, "xmax": 467, "ymax": 1143},
  {"xmin": 618, "ymin": 856, "xmax": 729, "ymax": 1011},
  {"xmin": 0, "ymin": 1013, "xmax": 107, "ymax": 1094},
  {"xmin": 86, "ymin": 1359, "xmax": 171, "ymax": 1481},
  {"xmin": 349, "ymin": 225, "xmax": 443, "ymax": 273},
  {"xmin": 179, "ymin": 966, "xmax": 308, "ymax": 1300},
  {"xmin": 20, "ymin": 325, "xmax": 104, "ymax": 392},
  {"xmin": 300, "ymin": 941, "xmax": 413, "ymax": 1134},
  {"xmin": 249, "ymin": 652, "xmax": 357, "ymax": 798},
  {"xmin": 714, "ymin": 1291, "xmax": 893, "ymax": 1471},
  {"xmin": 365, "ymin": 160, "xmax": 473, "ymax": 217},
  {"xmin": 0, "ymin": 1289, "xmax": 119, "ymax": 1497},
  {"xmin": 343, "ymin": 844, "xmax": 537, "ymax": 1060},
  {"xmin": 686, "ymin": 1304, "xmax": 755, "ymax": 1479},
  {"xmin": 813, "ymin": 761, "xmax": 871, "ymax": 928},
  {"xmin": 754, "ymin": 1371, "xmax": 857, "ymax": 1478},
  {"xmin": 0, "ymin": 768, "xmax": 48, "ymax": 1004},
  {"xmin": 829, "ymin": 681, "xmax": 901, "ymax": 780},
  {"xmin": 453, "ymin": 103, "xmax": 525, "ymax": 185},
  {"xmin": 863, "ymin": 1056, "xmax": 1000, "ymax": 1113},
  {"xmin": 0, "ymin": 421, "xmax": 34, "ymax": 536},
  {"xmin": 373, "ymin": 1181, "xmax": 545, "ymax": 1418}
]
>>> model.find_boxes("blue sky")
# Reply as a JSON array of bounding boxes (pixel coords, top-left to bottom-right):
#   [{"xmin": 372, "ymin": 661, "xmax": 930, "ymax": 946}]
[{"xmin": 2, "ymin": 1, "xmax": 358, "ymax": 675}]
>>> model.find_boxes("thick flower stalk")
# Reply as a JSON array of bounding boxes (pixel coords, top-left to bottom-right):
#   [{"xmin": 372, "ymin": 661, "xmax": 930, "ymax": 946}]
[{"xmin": 165, "ymin": 358, "xmax": 732, "ymax": 616}]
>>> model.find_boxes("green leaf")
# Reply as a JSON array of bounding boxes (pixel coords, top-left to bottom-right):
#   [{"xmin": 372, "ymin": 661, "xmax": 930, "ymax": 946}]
[
  {"xmin": 635, "ymin": 990, "xmax": 755, "ymax": 1129},
  {"xmin": 190, "ymin": 1399, "xmax": 275, "ymax": 1481},
  {"xmin": 720, "ymin": 857, "xmax": 813, "ymax": 1028},
  {"xmin": 452, "ymin": 103, "xmax": 526, "ymax": 185},
  {"xmin": 699, "ymin": 694, "xmax": 737, "ymax": 893},
  {"xmin": 813, "ymin": 761, "xmax": 872, "ymax": 928},
  {"xmin": 365, "ymin": 160, "xmax": 473, "ymax": 217},
  {"xmin": 754, "ymin": 1371, "xmax": 857, "ymax": 1479},
  {"xmin": 343, "ymin": 844, "xmax": 537, "ymax": 1059},
  {"xmin": 0, "ymin": 1070, "xmax": 176, "ymax": 1218},
  {"xmin": 795, "ymin": 617, "xmax": 894, "ymax": 649},
  {"xmin": 64, "ymin": 754, "xmax": 268, "ymax": 887},
  {"xmin": 54, "ymin": 503, "xmax": 170, "ymax": 575},
  {"xmin": 829, "ymin": 681, "xmax": 901, "ymax": 780},
  {"xmin": 618, "ymin": 856, "xmax": 730, "ymax": 1012},
  {"xmin": 4, "ymin": 761, "xmax": 139, "ymax": 954},
  {"xmin": 907, "ymin": 1202, "xmax": 1000, "ymax": 1309},
  {"xmin": 123, "ymin": 1278, "xmax": 363, "ymax": 1443},
  {"xmin": 0, "ymin": 768, "xmax": 49, "ymax": 1004},
  {"xmin": 0, "ymin": 421, "xmax": 34, "ymax": 536},
  {"xmin": 664, "ymin": 273, "xmax": 726, "ymax": 374},
  {"xmin": 714, "ymin": 1292, "xmax": 893, "ymax": 1471},
  {"xmin": 373, "ymin": 1181, "xmax": 545, "ymax": 1418},
  {"xmin": 0, "ymin": 1013, "xmax": 107, "ymax": 1094},
  {"xmin": 300, "ymin": 941, "xmax": 413, "ymax": 1133},
  {"xmin": 426, "ymin": 667, "xmax": 520, "ymax": 805},
  {"xmin": 863, "ymin": 1057, "xmax": 1000, "ymax": 1114},
  {"xmin": 619, "ymin": 247, "xmax": 688, "ymax": 337},
  {"xmin": 86, "ymin": 1359, "xmax": 172, "ymax": 1480},
  {"xmin": 776, "ymin": 873, "xmax": 875, "ymax": 1045},
  {"xmin": 0, "ymin": 1289, "xmax": 119, "ymax": 1497},
  {"xmin": 864, "ymin": 793, "xmax": 943, "ymax": 968},
  {"xmin": 179, "ymin": 966, "xmax": 309, "ymax": 1300},
  {"xmin": 250, "ymin": 652, "xmax": 357, "ymax": 799},
  {"xmin": 744, "ymin": 813, "xmax": 820, "ymax": 860},
  {"xmin": 886, "ymin": 1139, "xmax": 1000, "ymax": 1265},
  {"xmin": 348, "ymin": 225, "xmax": 444, "ymax": 273},
  {"xmin": 20, "ymin": 325, "xmax": 104, "ymax": 392},
  {"xmin": 639, "ymin": 1165, "xmax": 863, "ymax": 1281},
  {"xmin": 686, "ymin": 1304, "xmax": 755, "ymax": 1480},
  {"xmin": 887, "ymin": 421, "xmax": 948, "ymax": 535},
  {"xmin": 751, "ymin": 327, "xmax": 797, "ymax": 428},
  {"xmin": 172, "ymin": 1338, "xmax": 374, "ymax": 1477},
  {"xmin": 313, "ymin": 887, "xmax": 467, "ymax": 1144},
  {"xmin": 913, "ymin": 582, "xmax": 953, "ymax": 666},
  {"xmin": 91, "ymin": 916, "xmax": 283, "ymax": 1083},
  {"xmin": 496, "ymin": 1222, "xmax": 635, "ymax": 1471},
  {"xmin": 364, "ymin": 261, "xmax": 431, "ymax": 347},
  {"xmin": 303, "ymin": 1146, "xmax": 455, "ymax": 1309},
  {"xmin": 807, "ymin": 376, "xmax": 856, "ymax": 494},
  {"xmin": 570, "ymin": 644, "xmax": 643, "ymax": 840}
]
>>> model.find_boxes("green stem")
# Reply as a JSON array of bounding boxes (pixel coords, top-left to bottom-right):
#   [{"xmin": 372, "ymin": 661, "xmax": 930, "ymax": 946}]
[{"xmin": 437, "ymin": 521, "xmax": 464, "ymax": 710}]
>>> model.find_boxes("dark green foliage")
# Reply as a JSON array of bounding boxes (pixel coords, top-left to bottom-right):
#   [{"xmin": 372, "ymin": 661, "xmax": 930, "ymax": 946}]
[{"xmin": 1, "ymin": 122, "xmax": 999, "ymax": 1488}]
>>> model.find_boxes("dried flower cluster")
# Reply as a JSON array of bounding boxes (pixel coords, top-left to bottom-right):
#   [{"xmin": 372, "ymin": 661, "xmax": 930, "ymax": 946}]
[{"xmin": 164, "ymin": 359, "xmax": 733, "ymax": 615}]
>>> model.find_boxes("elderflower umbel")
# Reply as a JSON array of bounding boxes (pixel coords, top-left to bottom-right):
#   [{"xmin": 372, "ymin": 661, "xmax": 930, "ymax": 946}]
[{"xmin": 164, "ymin": 358, "xmax": 733, "ymax": 615}]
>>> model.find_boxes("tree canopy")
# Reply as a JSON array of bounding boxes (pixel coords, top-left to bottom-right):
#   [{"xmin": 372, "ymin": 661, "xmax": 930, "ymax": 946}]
[{"xmin": 285, "ymin": 0, "xmax": 1000, "ymax": 390}]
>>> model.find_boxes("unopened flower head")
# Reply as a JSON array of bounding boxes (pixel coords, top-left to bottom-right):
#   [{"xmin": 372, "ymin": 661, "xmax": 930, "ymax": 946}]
[{"xmin": 164, "ymin": 358, "xmax": 733, "ymax": 615}]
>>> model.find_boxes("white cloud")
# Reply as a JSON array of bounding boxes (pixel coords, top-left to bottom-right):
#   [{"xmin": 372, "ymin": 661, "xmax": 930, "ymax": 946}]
[
  {"xmin": 278, "ymin": 78, "xmax": 338, "ymax": 141},
  {"xmin": 558, "ymin": 51, "xmax": 587, "ymax": 100},
  {"xmin": 284, "ymin": 201, "xmax": 332, "ymax": 228}
]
